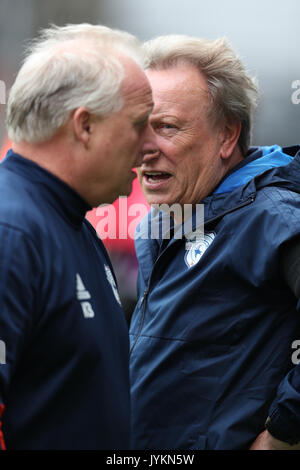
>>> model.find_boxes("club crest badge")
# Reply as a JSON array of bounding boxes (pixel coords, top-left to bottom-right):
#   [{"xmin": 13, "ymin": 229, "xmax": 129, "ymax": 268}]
[
  {"xmin": 104, "ymin": 264, "xmax": 122, "ymax": 305},
  {"xmin": 184, "ymin": 232, "xmax": 216, "ymax": 268}
]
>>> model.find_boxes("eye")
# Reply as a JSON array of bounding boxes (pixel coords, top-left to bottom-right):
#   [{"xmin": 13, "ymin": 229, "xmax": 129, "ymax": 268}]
[
  {"xmin": 154, "ymin": 123, "xmax": 178, "ymax": 134},
  {"xmin": 158, "ymin": 123, "xmax": 175, "ymax": 129}
]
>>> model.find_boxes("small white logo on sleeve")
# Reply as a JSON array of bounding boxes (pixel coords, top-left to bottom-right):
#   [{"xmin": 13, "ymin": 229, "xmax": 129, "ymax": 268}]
[
  {"xmin": 80, "ymin": 302, "xmax": 95, "ymax": 318},
  {"xmin": 76, "ymin": 273, "xmax": 95, "ymax": 318},
  {"xmin": 104, "ymin": 264, "xmax": 122, "ymax": 306}
]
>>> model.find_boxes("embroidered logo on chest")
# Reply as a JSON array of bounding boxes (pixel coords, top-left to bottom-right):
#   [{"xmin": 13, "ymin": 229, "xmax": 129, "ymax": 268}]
[{"xmin": 184, "ymin": 232, "xmax": 216, "ymax": 268}]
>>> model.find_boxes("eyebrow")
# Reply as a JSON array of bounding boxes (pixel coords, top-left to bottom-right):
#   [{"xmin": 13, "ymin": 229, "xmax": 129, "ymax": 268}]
[
  {"xmin": 149, "ymin": 112, "xmax": 183, "ymax": 124},
  {"xmin": 150, "ymin": 112, "xmax": 175, "ymax": 119}
]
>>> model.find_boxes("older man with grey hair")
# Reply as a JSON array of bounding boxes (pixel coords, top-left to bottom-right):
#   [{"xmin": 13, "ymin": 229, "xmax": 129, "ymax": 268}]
[
  {"xmin": 0, "ymin": 23, "xmax": 153, "ymax": 449},
  {"xmin": 129, "ymin": 34, "xmax": 300, "ymax": 450}
]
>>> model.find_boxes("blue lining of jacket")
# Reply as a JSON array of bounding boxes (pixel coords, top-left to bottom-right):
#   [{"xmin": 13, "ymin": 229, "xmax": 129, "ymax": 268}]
[{"xmin": 214, "ymin": 145, "xmax": 293, "ymax": 194}]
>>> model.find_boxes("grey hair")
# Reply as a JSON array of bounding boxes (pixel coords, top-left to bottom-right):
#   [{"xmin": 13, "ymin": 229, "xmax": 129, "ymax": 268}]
[
  {"xmin": 6, "ymin": 23, "xmax": 146, "ymax": 143},
  {"xmin": 143, "ymin": 35, "xmax": 259, "ymax": 155}
]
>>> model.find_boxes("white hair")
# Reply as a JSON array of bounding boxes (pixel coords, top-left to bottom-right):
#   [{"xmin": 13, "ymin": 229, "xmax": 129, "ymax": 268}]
[
  {"xmin": 6, "ymin": 23, "xmax": 146, "ymax": 143},
  {"xmin": 143, "ymin": 35, "xmax": 259, "ymax": 155}
]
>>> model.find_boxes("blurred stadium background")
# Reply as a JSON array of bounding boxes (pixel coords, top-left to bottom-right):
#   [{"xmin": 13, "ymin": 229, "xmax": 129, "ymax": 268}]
[{"xmin": 0, "ymin": 0, "xmax": 299, "ymax": 320}]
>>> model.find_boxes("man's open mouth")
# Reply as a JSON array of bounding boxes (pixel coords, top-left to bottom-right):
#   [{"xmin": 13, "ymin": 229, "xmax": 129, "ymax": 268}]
[{"xmin": 144, "ymin": 171, "xmax": 172, "ymax": 183}]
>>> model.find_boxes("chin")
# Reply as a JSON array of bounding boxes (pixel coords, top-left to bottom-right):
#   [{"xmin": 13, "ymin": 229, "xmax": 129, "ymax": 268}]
[{"xmin": 146, "ymin": 197, "xmax": 175, "ymax": 207}]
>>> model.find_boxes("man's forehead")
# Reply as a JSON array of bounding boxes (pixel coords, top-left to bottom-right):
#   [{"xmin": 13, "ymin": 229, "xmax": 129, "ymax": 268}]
[
  {"xmin": 146, "ymin": 65, "xmax": 209, "ymax": 112},
  {"xmin": 121, "ymin": 66, "xmax": 153, "ymax": 109},
  {"xmin": 151, "ymin": 86, "xmax": 208, "ymax": 119},
  {"xmin": 146, "ymin": 64, "xmax": 208, "ymax": 91},
  {"xmin": 119, "ymin": 56, "xmax": 149, "ymax": 88}
]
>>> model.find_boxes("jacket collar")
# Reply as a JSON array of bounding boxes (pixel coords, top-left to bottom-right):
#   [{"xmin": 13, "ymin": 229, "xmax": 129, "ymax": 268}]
[
  {"xmin": 196, "ymin": 144, "xmax": 300, "ymax": 226},
  {"xmin": 1, "ymin": 150, "xmax": 92, "ymax": 227}
]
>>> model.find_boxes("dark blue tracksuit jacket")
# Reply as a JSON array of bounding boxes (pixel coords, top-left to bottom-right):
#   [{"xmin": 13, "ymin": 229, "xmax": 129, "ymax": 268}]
[
  {"xmin": 129, "ymin": 145, "xmax": 300, "ymax": 450},
  {"xmin": 0, "ymin": 151, "xmax": 130, "ymax": 449}
]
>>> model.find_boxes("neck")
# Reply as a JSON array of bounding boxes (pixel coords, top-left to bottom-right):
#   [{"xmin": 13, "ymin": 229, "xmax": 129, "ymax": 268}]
[
  {"xmin": 12, "ymin": 138, "xmax": 77, "ymax": 191},
  {"xmin": 226, "ymin": 145, "xmax": 244, "ymax": 173}
]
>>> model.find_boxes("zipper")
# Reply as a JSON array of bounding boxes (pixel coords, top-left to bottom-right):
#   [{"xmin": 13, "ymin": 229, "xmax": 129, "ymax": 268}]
[
  {"xmin": 129, "ymin": 194, "xmax": 256, "ymax": 354},
  {"xmin": 129, "ymin": 287, "xmax": 149, "ymax": 354},
  {"xmin": 204, "ymin": 194, "xmax": 256, "ymax": 227},
  {"xmin": 129, "ymin": 240, "xmax": 171, "ymax": 355}
]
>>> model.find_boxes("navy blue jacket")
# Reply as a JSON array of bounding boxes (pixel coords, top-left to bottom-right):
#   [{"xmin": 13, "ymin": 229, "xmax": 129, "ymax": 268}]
[
  {"xmin": 0, "ymin": 151, "xmax": 130, "ymax": 449},
  {"xmin": 129, "ymin": 145, "xmax": 300, "ymax": 450}
]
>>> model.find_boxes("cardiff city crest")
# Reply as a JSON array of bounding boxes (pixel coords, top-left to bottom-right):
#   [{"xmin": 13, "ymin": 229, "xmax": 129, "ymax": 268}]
[{"xmin": 184, "ymin": 232, "xmax": 216, "ymax": 268}]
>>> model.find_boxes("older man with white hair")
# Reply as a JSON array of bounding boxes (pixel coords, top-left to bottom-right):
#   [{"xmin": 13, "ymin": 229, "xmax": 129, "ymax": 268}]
[
  {"xmin": 0, "ymin": 23, "xmax": 153, "ymax": 449},
  {"xmin": 129, "ymin": 34, "xmax": 300, "ymax": 450}
]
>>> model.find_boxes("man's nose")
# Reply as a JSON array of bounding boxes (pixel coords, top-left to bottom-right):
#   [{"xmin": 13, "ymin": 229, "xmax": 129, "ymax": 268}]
[{"xmin": 138, "ymin": 124, "xmax": 160, "ymax": 164}]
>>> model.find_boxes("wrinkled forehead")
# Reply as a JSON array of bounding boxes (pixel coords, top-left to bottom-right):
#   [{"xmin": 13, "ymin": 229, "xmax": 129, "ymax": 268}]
[
  {"xmin": 120, "ymin": 56, "xmax": 152, "ymax": 96},
  {"xmin": 145, "ymin": 64, "xmax": 210, "ymax": 117},
  {"xmin": 116, "ymin": 57, "xmax": 154, "ymax": 120}
]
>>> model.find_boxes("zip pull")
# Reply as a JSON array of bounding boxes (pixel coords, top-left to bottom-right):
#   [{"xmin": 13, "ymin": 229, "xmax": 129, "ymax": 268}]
[
  {"xmin": 130, "ymin": 287, "xmax": 150, "ymax": 355},
  {"xmin": 138, "ymin": 288, "xmax": 149, "ymax": 308}
]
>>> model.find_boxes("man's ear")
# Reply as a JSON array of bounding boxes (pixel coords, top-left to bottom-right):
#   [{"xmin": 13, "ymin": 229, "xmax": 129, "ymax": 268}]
[
  {"xmin": 72, "ymin": 107, "xmax": 94, "ymax": 147},
  {"xmin": 220, "ymin": 121, "xmax": 242, "ymax": 159}
]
